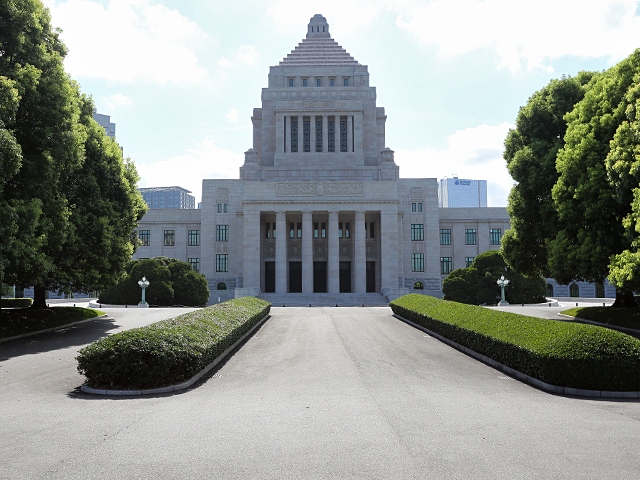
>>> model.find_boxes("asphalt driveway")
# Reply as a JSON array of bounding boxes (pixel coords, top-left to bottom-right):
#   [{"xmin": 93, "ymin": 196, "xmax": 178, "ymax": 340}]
[{"xmin": 1, "ymin": 306, "xmax": 639, "ymax": 479}]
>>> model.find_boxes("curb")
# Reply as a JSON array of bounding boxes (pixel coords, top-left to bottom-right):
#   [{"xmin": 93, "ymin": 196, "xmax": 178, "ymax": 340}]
[
  {"xmin": 393, "ymin": 314, "xmax": 640, "ymax": 399},
  {"xmin": 0, "ymin": 315, "xmax": 109, "ymax": 343},
  {"xmin": 80, "ymin": 313, "xmax": 271, "ymax": 396},
  {"xmin": 556, "ymin": 314, "xmax": 640, "ymax": 335}
]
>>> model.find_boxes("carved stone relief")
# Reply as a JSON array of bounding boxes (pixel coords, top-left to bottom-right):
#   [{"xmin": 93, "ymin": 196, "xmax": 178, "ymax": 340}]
[
  {"xmin": 216, "ymin": 243, "xmax": 228, "ymax": 253},
  {"xmin": 314, "ymin": 243, "xmax": 326, "ymax": 259},
  {"xmin": 303, "ymin": 100, "xmax": 335, "ymax": 109},
  {"xmin": 366, "ymin": 241, "xmax": 377, "ymax": 259},
  {"xmin": 276, "ymin": 182, "xmax": 364, "ymax": 196},
  {"xmin": 410, "ymin": 187, "xmax": 424, "ymax": 199},
  {"xmin": 216, "ymin": 188, "xmax": 229, "ymax": 203},
  {"xmin": 339, "ymin": 243, "xmax": 350, "ymax": 258},
  {"xmin": 412, "ymin": 242, "xmax": 424, "ymax": 253},
  {"xmin": 289, "ymin": 241, "xmax": 301, "ymax": 258},
  {"xmin": 264, "ymin": 241, "xmax": 275, "ymax": 259}
]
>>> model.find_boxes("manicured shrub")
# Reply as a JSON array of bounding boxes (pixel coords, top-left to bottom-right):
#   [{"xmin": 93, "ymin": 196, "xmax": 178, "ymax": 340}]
[
  {"xmin": 76, "ymin": 297, "xmax": 270, "ymax": 389},
  {"xmin": 390, "ymin": 294, "xmax": 640, "ymax": 391},
  {"xmin": 172, "ymin": 270, "xmax": 210, "ymax": 306},
  {"xmin": 0, "ymin": 297, "xmax": 33, "ymax": 308}
]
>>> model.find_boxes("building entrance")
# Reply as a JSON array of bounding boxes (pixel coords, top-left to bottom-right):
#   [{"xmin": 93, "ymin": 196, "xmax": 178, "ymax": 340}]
[
  {"xmin": 339, "ymin": 261, "xmax": 351, "ymax": 293},
  {"xmin": 366, "ymin": 261, "xmax": 376, "ymax": 292},
  {"xmin": 264, "ymin": 262, "xmax": 275, "ymax": 293},
  {"xmin": 314, "ymin": 261, "xmax": 327, "ymax": 293},
  {"xmin": 289, "ymin": 261, "xmax": 302, "ymax": 292}
]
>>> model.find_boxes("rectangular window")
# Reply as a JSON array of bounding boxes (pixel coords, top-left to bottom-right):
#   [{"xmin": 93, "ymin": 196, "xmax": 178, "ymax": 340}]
[
  {"xmin": 314, "ymin": 222, "xmax": 319, "ymax": 239},
  {"xmin": 411, "ymin": 224, "xmax": 424, "ymax": 241},
  {"xmin": 224, "ymin": 204, "xmax": 228, "ymax": 213},
  {"xmin": 321, "ymin": 222, "xmax": 326, "ymax": 238},
  {"xmin": 316, "ymin": 78, "xmax": 322, "ymax": 87},
  {"xmin": 288, "ymin": 78, "xmax": 294, "ymax": 87},
  {"xmin": 369, "ymin": 222, "xmax": 375, "ymax": 239},
  {"xmin": 217, "ymin": 203, "xmax": 222, "ymax": 213},
  {"xmin": 330, "ymin": 78, "xmax": 335, "ymax": 86},
  {"xmin": 339, "ymin": 222, "xmax": 343, "ymax": 238},
  {"xmin": 272, "ymin": 222, "xmax": 276, "ymax": 238},
  {"xmin": 440, "ymin": 229, "xmax": 451, "ymax": 245},
  {"xmin": 303, "ymin": 118, "xmax": 311, "ymax": 152},
  {"xmin": 465, "ymin": 257, "xmax": 475, "ymax": 268},
  {"xmin": 340, "ymin": 118, "xmax": 347, "ymax": 152},
  {"xmin": 328, "ymin": 118, "xmax": 335, "ymax": 152},
  {"xmin": 188, "ymin": 230, "xmax": 200, "ymax": 246},
  {"xmin": 441, "ymin": 257, "xmax": 453, "ymax": 275},
  {"xmin": 465, "ymin": 228, "xmax": 477, "ymax": 245},
  {"xmin": 216, "ymin": 254, "xmax": 228, "ymax": 272},
  {"xmin": 411, "ymin": 253, "xmax": 424, "ymax": 272},
  {"xmin": 343, "ymin": 77, "xmax": 349, "ymax": 86},
  {"xmin": 291, "ymin": 116, "xmax": 298, "ymax": 152},
  {"xmin": 164, "ymin": 229, "xmax": 175, "ymax": 246},
  {"xmin": 345, "ymin": 222, "xmax": 350, "ymax": 238},
  {"xmin": 490, "ymin": 228, "xmax": 502, "ymax": 245},
  {"xmin": 188, "ymin": 257, "xmax": 200, "ymax": 273},
  {"xmin": 297, "ymin": 222, "xmax": 302, "ymax": 239},
  {"xmin": 139, "ymin": 230, "xmax": 150, "ymax": 246},
  {"xmin": 290, "ymin": 222, "xmax": 295, "ymax": 239},
  {"xmin": 302, "ymin": 78, "xmax": 308, "ymax": 87},
  {"xmin": 216, "ymin": 225, "xmax": 228, "ymax": 242},
  {"xmin": 315, "ymin": 117, "xmax": 323, "ymax": 152},
  {"xmin": 265, "ymin": 222, "xmax": 271, "ymax": 239}
]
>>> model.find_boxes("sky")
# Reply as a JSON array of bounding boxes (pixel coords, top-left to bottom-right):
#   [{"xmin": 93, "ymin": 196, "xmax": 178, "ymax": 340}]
[{"xmin": 42, "ymin": 0, "xmax": 640, "ymax": 206}]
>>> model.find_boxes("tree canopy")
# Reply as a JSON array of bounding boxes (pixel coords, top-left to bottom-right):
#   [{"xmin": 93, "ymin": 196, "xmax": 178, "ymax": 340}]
[
  {"xmin": 502, "ymin": 49, "xmax": 640, "ymax": 306},
  {"xmin": 0, "ymin": 0, "xmax": 146, "ymax": 307}
]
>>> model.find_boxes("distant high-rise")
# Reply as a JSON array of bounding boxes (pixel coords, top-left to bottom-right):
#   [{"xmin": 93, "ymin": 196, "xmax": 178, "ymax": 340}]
[
  {"xmin": 139, "ymin": 186, "xmax": 196, "ymax": 209},
  {"xmin": 92, "ymin": 109, "xmax": 116, "ymax": 138},
  {"xmin": 439, "ymin": 177, "xmax": 487, "ymax": 208}
]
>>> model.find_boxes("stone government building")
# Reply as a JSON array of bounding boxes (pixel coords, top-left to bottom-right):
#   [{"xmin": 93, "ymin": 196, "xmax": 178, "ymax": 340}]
[{"xmin": 132, "ymin": 14, "xmax": 514, "ymax": 303}]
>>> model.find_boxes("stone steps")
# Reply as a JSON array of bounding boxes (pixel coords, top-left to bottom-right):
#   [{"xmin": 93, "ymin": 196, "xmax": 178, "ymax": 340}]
[{"xmin": 259, "ymin": 292, "xmax": 389, "ymax": 307}]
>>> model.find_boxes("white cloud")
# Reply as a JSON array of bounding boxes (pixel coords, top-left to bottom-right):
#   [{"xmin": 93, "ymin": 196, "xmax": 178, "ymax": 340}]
[
  {"xmin": 136, "ymin": 138, "xmax": 243, "ymax": 203},
  {"xmin": 44, "ymin": 0, "xmax": 208, "ymax": 84},
  {"xmin": 395, "ymin": 123, "xmax": 514, "ymax": 206},
  {"xmin": 105, "ymin": 93, "xmax": 133, "ymax": 110},
  {"xmin": 393, "ymin": 0, "xmax": 640, "ymax": 72},
  {"xmin": 236, "ymin": 45, "xmax": 259, "ymax": 66},
  {"xmin": 226, "ymin": 109, "xmax": 240, "ymax": 124}
]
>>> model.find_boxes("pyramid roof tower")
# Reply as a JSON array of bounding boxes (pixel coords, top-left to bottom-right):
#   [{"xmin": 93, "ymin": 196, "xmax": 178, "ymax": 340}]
[{"xmin": 279, "ymin": 14, "xmax": 360, "ymax": 66}]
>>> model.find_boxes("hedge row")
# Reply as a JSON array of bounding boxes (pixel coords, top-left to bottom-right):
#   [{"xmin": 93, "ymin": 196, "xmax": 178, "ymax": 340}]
[
  {"xmin": 77, "ymin": 297, "xmax": 271, "ymax": 390},
  {"xmin": 1, "ymin": 298, "xmax": 34, "ymax": 308},
  {"xmin": 390, "ymin": 294, "xmax": 640, "ymax": 391}
]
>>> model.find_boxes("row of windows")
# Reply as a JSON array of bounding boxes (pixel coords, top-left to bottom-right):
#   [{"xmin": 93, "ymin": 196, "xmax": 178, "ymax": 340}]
[
  {"xmin": 265, "ymin": 222, "xmax": 376, "ymax": 239},
  {"xmin": 439, "ymin": 228, "xmax": 502, "ymax": 246},
  {"xmin": 288, "ymin": 116, "xmax": 348, "ymax": 153},
  {"xmin": 217, "ymin": 203, "xmax": 228, "ymax": 213},
  {"xmin": 140, "ymin": 230, "xmax": 201, "ymax": 247},
  {"xmin": 288, "ymin": 77, "xmax": 349, "ymax": 87}
]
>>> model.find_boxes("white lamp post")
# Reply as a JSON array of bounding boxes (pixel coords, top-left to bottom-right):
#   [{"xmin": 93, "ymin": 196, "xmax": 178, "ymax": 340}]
[
  {"xmin": 497, "ymin": 275, "xmax": 510, "ymax": 306},
  {"xmin": 138, "ymin": 276, "xmax": 150, "ymax": 307}
]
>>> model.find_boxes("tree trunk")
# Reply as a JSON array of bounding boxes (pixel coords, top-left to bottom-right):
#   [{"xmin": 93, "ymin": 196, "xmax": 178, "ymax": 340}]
[
  {"xmin": 32, "ymin": 286, "xmax": 48, "ymax": 309},
  {"xmin": 611, "ymin": 289, "xmax": 638, "ymax": 308}
]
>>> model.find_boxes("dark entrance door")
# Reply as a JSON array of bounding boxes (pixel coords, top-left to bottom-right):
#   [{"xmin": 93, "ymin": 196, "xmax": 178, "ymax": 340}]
[
  {"xmin": 264, "ymin": 262, "xmax": 275, "ymax": 293},
  {"xmin": 289, "ymin": 261, "xmax": 302, "ymax": 293},
  {"xmin": 339, "ymin": 261, "xmax": 351, "ymax": 293},
  {"xmin": 314, "ymin": 261, "xmax": 327, "ymax": 293},
  {"xmin": 366, "ymin": 261, "xmax": 376, "ymax": 292}
]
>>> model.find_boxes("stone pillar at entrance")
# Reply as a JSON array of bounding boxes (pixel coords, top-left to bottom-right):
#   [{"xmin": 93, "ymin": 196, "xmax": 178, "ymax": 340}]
[
  {"xmin": 302, "ymin": 212, "xmax": 313, "ymax": 293},
  {"xmin": 243, "ymin": 210, "xmax": 261, "ymax": 295},
  {"xmin": 354, "ymin": 211, "xmax": 366, "ymax": 293},
  {"xmin": 380, "ymin": 210, "xmax": 399, "ymax": 294},
  {"xmin": 328, "ymin": 211, "xmax": 339, "ymax": 293},
  {"xmin": 276, "ymin": 211, "xmax": 287, "ymax": 293}
]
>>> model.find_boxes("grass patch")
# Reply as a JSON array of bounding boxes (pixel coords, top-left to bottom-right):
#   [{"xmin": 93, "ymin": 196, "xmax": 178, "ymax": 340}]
[
  {"xmin": 390, "ymin": 294, "xmax": 640, "ymax": 391},
  {"xmin": 0, "ymin": 307, "xmax": 105, "ymax": 339},
  {"xmin": 561, "ymin": 306, "xmax": 640, "ymax": 331},
  {"xmin": 76, "ymin": 297, "xmax": 271, "ymax": 390}
]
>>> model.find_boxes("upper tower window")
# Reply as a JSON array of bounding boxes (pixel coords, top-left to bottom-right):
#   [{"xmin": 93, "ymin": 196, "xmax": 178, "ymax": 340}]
[
  {"xmin": 316, "ymin": 78, "xmax": 322, "ymax": 87},
  {"xmin": 288, "ymin": 78, "xmax": 294, "ymax": 87},
  {"xmin": 302, "ymin": 78, "xmax": 308, "ymax": 87},
  {"xmin": 330, "ymin": 78, "xmax": 336, "ymax": 87},
  {"xmin": 343, "ymin": 77, "xmax": 349, "ymax": 86}
]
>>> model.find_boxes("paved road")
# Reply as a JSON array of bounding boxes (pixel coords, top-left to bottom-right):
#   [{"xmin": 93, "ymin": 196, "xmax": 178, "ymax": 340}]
[{"xmin": 1, "ymin": 306, "xmax": 639, "ymax": 479}]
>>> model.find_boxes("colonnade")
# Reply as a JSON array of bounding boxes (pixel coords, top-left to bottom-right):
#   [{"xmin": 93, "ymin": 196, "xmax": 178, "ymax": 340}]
[{"xmin": 280, "ymin": 113, "xmax": 362, "ymax": 154}]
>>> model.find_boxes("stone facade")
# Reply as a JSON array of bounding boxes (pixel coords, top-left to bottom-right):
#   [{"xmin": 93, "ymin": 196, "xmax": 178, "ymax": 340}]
[{"xmin": 132, "ymin": 14, "xmax": 518, "ymax": 302}]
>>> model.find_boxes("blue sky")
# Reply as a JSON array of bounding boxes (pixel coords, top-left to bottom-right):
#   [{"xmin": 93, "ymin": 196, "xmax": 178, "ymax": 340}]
[{"xmin": 43, "ymin": 0, "xmax": 640, "ymax": 206}]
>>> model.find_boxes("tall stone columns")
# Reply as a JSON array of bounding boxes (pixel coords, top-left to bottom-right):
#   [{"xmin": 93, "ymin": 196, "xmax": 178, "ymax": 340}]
[
  {"xmin": 302, "ymin": 212, "xmax": 313, "ymax": 293},
  {"xmin": 347, "ymin": 115, "xmax": 353, "ymax": 153},
  {"xmin": 334, "ymin": 116, "xmax": 341, "ymax": 153},
  {"xmin": 297, "ymin": 117, "xmax": 302, "ymax": 154},
  {"xmin": 328, "ymin": 211, "xmax": 340, "ymax": 293},
  {"xmin": 380, "ymin": 210, "xmax": 399, "ymax": 294},
  {"xmin": 275, "ymin": 114, "xmax": 284, "ymax": 154},
  {"xmin": 354, "ymin": 211, "xmax": 366, "ymax": 293},
  {"xmin": 322, "ymin": 115, "xmax": 328, "ymax": 153},
  {"xmin": 243, "ymin": 210, "xmax": 261, "ymax": 295},
  {"xmin": 311, "ymin": 114, "xmax": 317, "ymax": 153},
  {"xmin": 275, "ymin": 211, "xmax": 287, "ymax": 293},
  {"xmin": 354, "ymin": 112, "xmax": 363, "ymax": 154}
]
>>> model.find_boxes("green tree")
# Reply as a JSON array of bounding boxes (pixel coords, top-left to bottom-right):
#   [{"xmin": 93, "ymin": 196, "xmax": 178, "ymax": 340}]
[
  {"xmin": 502, "ymin": 73, "xmax": 596, "ymax": 277},
  {"xmin": 551, "ymin": 50, "xmax": 640, "ymax": 306}
]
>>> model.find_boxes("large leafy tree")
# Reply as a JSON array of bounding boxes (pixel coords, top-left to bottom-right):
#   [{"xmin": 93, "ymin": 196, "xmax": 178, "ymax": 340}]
[
  {"xmin": 550, "ymin": 50, "xmax": 640, "ymax": 306},
  {"xmin": 1, "ymin": 0, "xmax": 146, "ymax": 307},
  {"xmin": 502, "ymin": 73, "xmax": 596, "ymax": 277}
]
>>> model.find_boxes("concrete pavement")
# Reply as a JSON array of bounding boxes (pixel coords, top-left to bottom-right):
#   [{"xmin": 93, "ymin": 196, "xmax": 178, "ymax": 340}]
[{"xmin": 1, "ymin": 306, "xmax": 639, "ymax": 479}]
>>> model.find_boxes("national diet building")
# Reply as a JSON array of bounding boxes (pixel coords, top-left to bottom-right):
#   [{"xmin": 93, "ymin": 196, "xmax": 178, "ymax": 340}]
[{"xmin": 133, "ymin": 14, "xmax": 511, "ymax": 303}]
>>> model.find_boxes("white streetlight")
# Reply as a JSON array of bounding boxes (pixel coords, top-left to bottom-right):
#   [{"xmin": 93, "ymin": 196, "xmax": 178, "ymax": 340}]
[
  {"xmin": 138, "ymin": 276, "xmax": 150, "ymax": 307},
  {"xmin": 497, "ymin": 275, "xmax": 510, "ymax": 306}
]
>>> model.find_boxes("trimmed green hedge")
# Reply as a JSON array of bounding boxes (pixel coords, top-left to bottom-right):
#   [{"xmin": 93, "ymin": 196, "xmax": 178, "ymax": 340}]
[
  {"xmin": 1, "ymin": 298, "xmax": 33, "ymax": 308},
  {"xmin": 76, "ymin": 297, "xmax": 270, "ymax": 390},
  {"xmin": 390, "ymin": 294, "xmax": 640, "ymax": 391}
]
